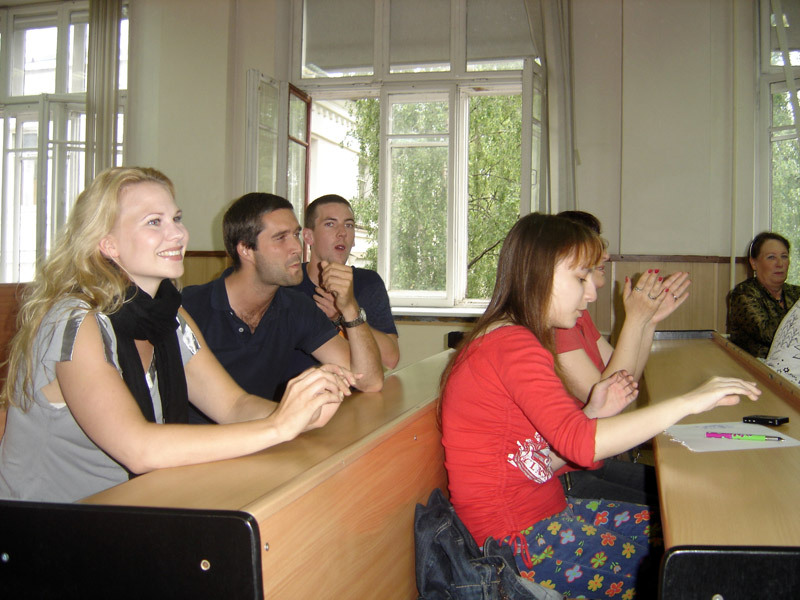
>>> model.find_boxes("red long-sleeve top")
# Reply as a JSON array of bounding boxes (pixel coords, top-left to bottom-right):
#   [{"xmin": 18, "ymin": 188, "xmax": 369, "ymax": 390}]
[{"xmin": 441, "ymin": 325, "xmax": 600, "ymax": 545}]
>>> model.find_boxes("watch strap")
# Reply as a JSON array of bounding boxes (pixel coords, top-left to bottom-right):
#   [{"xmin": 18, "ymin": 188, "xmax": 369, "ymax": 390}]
[{"xmin": 342, "ymin": 307, "xmax": 367, "ymax": 328}]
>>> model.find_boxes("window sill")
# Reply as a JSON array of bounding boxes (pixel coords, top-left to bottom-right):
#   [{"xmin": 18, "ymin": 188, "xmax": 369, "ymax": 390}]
[{"xmin": 391, "ymin": 305, "xmax": 484, "ymax": 320}]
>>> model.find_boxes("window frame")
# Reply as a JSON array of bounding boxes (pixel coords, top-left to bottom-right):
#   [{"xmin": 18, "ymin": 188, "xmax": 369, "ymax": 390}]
[
  {"xmin": 290, "ymin": 0, "xmax": 541, "ymax": 309},
  {"xmin": 0, "ymin": 1, "xmax": 127, "ymax": 282},
  {"xmin": 758, "ymin": 0, "xmax": 800, "ymax": 234}
]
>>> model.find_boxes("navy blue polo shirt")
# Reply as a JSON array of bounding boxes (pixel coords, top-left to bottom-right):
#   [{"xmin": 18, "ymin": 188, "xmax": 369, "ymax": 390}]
[
  {"xmin": 181, "ymin": 268, "xmax": 338, "ymax": 401},
  {"xmin": 285, "ymin": 263, "xmax": 398, "ymax": 378}
]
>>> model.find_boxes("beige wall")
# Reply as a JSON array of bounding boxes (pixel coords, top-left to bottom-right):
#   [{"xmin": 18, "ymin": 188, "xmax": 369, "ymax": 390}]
[
  {"xmin": 394, "ymin": 322, "xmax": 470, "ymax": 372},
  {"xmin": 571, "ymin": 0, "xmax": 756, "ymax": 257}
]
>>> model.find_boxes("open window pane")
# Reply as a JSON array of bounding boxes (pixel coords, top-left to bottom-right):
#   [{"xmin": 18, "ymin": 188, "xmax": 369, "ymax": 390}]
[
  {"xmin": 17, "ymin": 26, "xmax": 58, "ymax": 95},
  {"xmin": 466, "ymin": 94, "xmax": 521, "ymax": 299},
  {"xmin": 3, "ymin": 117, "xmax": 39, "ymax": 281},
  {"xmin": 288, "ymin": 141, "xmax": 307, "ymax": 216},
  {"xmin": 389, "ymin": 0, "xmax": 449, "ymax": 74},
  {"xmin": 289, "ymin": 94, "xmax": 308, "ymax": 142},
  {"xmin": 288, "ymin": 88, "xmax": 310, "ymax": 215},
  {"xmin": 119, "ymin": 14, "xmax": 129, "ymax": 90},
  {"xmin": 303, "ymin": 0, "xmax": 374, "ymax": 78},
  {"xmin": 770, "ymin": 86, "xmax": 800, "ymax": 285},
  {"xmin": 68, "ymin": 18, "xmax": 89, "ymax": 93},
  {"xmin": 307, "ymin": 99, "xmax": 375, "ymax": 268},
  {"xmin": 466, "ymin": 0, "xmax": 533, "ymax": 71},
  {"xmin": 769, "ymin": 2, "xmax": 800, "ymax": 66}
]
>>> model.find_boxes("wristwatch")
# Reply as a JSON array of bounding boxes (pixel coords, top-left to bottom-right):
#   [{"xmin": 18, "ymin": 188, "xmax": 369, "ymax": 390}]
[
  {"xmin": 331, "ymin": 315, "xmax": 344, "ymax": 328},
  {"xmin": 342, "ymin": 307, "xmax": 367, "ymax": 328}
]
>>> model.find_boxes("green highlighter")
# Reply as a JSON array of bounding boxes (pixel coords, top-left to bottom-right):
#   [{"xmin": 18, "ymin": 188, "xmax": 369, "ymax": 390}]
[{"xmin": 705, "ymin": 432, "xmax": 784, "ymax": 442}]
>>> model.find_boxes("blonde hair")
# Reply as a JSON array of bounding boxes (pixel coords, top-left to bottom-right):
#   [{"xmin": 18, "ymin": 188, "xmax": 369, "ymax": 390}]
[{"xmin": 0, "ymin": 166, "xmax": 175, "ymax": 411}]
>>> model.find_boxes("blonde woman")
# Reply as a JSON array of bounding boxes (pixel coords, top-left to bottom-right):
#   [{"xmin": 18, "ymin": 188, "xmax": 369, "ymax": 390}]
[{"xmin": 0, "ymin": 167, "xmax": 351, "ymax": 503}]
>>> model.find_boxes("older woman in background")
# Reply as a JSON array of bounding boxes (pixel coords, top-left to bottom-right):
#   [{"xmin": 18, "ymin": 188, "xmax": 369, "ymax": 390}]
[{"xmin": 728, "ymin": 232, "xmax": 800, "ymax": 358}]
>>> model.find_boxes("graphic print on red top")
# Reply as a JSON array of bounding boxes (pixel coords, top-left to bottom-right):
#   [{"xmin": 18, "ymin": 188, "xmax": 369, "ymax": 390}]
[{"xmin": 507, "ymin": 434, "xmax": 552, "ymax": 483}]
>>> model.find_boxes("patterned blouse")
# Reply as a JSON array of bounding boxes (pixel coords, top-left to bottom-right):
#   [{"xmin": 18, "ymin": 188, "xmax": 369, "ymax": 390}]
[
  {"xmin": 765, "ymin": 302, "xmax": 800, "ymax": 386},
  {"xmin": 727, "ymin": 277, "xmax": 800, "ymax": 358}
]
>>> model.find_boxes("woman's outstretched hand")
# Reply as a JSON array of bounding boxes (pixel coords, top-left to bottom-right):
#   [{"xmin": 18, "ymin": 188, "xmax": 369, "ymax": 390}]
[
  {"xmin": 585, "ymin": 370, "xmax": 639, "ymax": 419},
  {"xmin": 682, "ymin": 376, "xmax": 761, "ymax": 414}
]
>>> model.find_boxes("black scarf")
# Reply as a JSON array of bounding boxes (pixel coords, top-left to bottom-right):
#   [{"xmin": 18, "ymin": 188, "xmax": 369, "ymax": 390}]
[{"xmin": 108, "ymin": 280, "xmax": 189, "ymax": 427}]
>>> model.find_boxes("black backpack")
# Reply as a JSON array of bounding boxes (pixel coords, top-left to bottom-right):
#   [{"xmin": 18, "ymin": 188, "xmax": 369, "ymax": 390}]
[{"xmin": 414, "ymin": 488, "xmax": 564, "ymax": 600}]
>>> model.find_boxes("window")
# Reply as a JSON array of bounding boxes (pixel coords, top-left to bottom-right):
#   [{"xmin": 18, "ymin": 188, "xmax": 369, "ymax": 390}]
[
  {"xmin": 0, "ymin": 2, "xmax": 128, "ymax": 282},
  {"xmin": 760, "ymin": 0, "xmax": 800, "ymax": 284},
  {"xmin": 294, "ymin": 0, "xmax": 542, "ymax": 309},
  {"xmin": 287, "ymin": 85, "xmax": 311, "ymax": 216}
]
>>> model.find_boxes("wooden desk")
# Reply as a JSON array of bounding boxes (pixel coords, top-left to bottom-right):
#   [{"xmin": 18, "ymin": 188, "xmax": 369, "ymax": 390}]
[
  {"xmin": 646, "ymin": 332, "xmax": 800, "ymax": 548},
  {"xmin": 80, "ymin": 350, "xmax": 450, "ymax": 599},
  {"xmin": 645, "ymin": 332, "xmax": 800, "ymax": 597}
]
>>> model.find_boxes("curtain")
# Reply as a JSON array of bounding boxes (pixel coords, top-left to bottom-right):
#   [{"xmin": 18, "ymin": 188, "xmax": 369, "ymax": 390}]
[
  {"xmin": 524, "ymin": 0, "xmax": 576, "ymax": 212},
  {"xmin": 85, "ymin": 0, "xmax": 122, "ymax": 183}
]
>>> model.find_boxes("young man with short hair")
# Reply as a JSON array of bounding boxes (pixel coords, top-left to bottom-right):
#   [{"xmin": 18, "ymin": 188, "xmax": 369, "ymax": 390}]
[{"xmin": 292, "ymin": 194, "xmax": 399, "ymax": 369}]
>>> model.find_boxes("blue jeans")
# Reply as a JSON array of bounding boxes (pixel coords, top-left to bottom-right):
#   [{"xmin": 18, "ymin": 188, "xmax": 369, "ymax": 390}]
[{"xmin": 504, "ymin": 497, "xmax": 662, "ymax": 599}]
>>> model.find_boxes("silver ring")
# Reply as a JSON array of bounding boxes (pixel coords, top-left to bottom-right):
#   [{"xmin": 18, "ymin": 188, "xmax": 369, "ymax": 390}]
[
  {"xmin": 673, "ymin": 294, "xmax": 679, "ymax": 301},
  {"xmin": 633, "ymin": 286, "xmax": 644, "ymax": 292},
  {"xmin": 647, "ymin": 293, "xmax": 658, "ymax": 300}
]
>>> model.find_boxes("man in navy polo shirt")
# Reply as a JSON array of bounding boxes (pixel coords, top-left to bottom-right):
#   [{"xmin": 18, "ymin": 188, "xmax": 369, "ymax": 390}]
[
  {"xmin": 290, "ymin": 195, "xmax": 399, "ymax": 371},
  {"xmin": 182, "ymin": 193, "xmax": 383, "ymax": 420}
]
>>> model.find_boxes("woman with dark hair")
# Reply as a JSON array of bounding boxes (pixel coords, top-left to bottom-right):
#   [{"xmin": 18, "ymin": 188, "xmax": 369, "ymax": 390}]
[
  {"xmin": 439, "ymin": 213, "xmax": 759, "ymax": 597},
  {"xmin": 728, "ymin": 231, "xmax": 800, "ymax": 357}
]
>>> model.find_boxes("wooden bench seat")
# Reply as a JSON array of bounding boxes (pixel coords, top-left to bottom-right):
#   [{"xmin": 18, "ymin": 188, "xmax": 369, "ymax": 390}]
[{"xmin": 0, "ymin": 283, "xmax": 24, "ymax": 440}]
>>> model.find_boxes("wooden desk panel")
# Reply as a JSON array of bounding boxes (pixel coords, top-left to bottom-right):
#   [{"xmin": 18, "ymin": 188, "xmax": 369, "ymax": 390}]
[
  {"xmin": 645, "ymin": 333, "xmax": 800, "ymax": 549},
  {"xmin": 83, "ymin": 351, "xmax": 452, "ymax": 599}
]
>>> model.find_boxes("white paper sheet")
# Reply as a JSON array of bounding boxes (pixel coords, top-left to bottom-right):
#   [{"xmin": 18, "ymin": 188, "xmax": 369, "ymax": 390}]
[{"xmin": 664, "ymin": 421, "xmax": 800, "ymax": 452}]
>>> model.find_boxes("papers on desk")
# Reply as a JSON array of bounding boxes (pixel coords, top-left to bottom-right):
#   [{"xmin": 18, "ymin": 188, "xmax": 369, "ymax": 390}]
[{"xmin": 664, "ymin": 422, "xmax": 800, "ymax": 452}]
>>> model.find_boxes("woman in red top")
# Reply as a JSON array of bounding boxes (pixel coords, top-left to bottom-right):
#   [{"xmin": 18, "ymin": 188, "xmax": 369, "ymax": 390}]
[{"xmin": 439, "ymin": 213, "xmax": 759, "ymax": 598}]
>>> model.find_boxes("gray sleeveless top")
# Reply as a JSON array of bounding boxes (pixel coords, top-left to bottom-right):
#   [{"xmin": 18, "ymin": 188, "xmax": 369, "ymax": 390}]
[{"xmin": 0, "ymin": 298, "xmax": 200, "ymax": 503}]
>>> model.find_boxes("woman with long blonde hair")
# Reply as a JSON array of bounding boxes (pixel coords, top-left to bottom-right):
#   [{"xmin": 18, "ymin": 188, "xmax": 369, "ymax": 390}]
[
  {"xmin": 439, "ymin": 213, "xmax": 760, "ymax": 597},
  {"xmin": 0, "ymin": 166, "xmax": 351, "ymax": 502}
]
